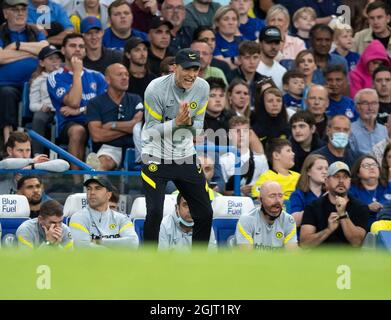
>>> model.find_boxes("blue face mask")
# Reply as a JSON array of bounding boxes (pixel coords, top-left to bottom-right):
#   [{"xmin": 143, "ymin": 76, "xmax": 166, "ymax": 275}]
[{"xmin": 331, "ymin": 132, "xmax": 349, "ymax": 149}]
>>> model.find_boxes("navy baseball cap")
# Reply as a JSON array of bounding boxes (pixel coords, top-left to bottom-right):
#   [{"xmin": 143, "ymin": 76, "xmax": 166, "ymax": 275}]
[
  {"xmin": 38, "ymin": 45, "xmax": 62, "ymax": 60},
  {"xmin": 175, "ymin": 48, "xmax": 201, "ymax": 69},
  {"xmin": 80, "ymin": 16, "xmax": 102, "ymax": 34},
  {"xmin": 259, "ymin": 26, "xmax": 282, "ymax": 43},
  {"xmin": 84, "ymin": 177, "xmax": 114, "ymax": 192}
]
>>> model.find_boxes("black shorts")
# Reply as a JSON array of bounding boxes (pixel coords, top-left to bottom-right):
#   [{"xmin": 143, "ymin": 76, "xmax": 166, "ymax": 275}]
[{"xmin": 57, "ymin": 122, "xmax": 89, "ymax": 145}]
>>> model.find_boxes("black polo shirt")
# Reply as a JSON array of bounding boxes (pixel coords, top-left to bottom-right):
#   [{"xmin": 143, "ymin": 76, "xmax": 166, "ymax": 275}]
[{"xmin": 302, "ymin": 195, "xmax": 369, "ymax": 245}]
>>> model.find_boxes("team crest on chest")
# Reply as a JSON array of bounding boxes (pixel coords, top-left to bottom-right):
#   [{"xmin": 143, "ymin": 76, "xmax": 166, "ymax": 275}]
[
  {"xmin": 275, "ymin": 231, "xmax": 283, "ymax": 239},
  {"xmin": 189, "ymin": 102, "xmax": 198, "ymax": 110}
]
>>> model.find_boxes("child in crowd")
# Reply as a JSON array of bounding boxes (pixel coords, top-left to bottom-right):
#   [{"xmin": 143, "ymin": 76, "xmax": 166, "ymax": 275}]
[
  {"xmin": 251, "ymin": 138, "xmax": 300, "ymax": 201},
  {"xmin": 282, "ymin": 69, "xmax": 306, "ymax": 111},
  {"xmin": 230, "ymin": 0, "xmax": 265, "ymax": 41},
  {"xmin": 29, "ymin": 45, "xmax": 63, "ymax": 156},
  {"xmin": 292, "ymin": 7, "xmax": 317, "ymax": 49},
  {"xmin": 332, "ymin": 23, "xmax": 360, "ymax": 72}
]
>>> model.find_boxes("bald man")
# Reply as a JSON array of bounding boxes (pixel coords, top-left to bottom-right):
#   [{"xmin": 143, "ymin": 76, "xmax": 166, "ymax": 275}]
[
  {"xmin": 306, "ymin": 85, "xmax": 329, "ymax": 140},
  {"xmin": 235, "ymin": 181, "xmax": 298, "ymax": 250},
  {"xmin": 86, "ymin": 63, "xmax": 144, "ymax": 170}
]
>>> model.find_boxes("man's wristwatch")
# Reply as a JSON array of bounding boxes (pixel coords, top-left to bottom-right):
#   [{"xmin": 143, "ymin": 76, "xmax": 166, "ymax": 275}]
[
  {"xmin": 111, "ymin": 122, "xmax": 117, "ymax": 129},
  {"xmin": 79, "ymin": 106, "xmax": 86, "ymax": 114},
  {"xmin": 339, "ymin": 212, "xmax": 349, "ymax": 220},
  {"xmin": 15, "ymin": 41, "xmax": 20, "ymax": 51}
]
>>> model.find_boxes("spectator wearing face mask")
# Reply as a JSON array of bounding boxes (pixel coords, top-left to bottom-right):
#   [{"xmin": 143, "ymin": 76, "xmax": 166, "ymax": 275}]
[{"xmin": 312, "ymin": 114, "xmax": 362, "ymax": 167}]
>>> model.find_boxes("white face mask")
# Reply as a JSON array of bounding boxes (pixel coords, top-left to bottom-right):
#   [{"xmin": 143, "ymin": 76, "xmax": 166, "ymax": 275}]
[
  {"xmin": 176, "ymin": 206, "xmax": 194, "ymax": 227},
  {"xmin": 331, "ymin": 132, "xmax": 349, "ymax": 149}
]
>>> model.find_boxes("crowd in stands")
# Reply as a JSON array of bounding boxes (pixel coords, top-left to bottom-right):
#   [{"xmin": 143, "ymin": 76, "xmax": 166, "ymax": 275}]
[{"xmin": 1, "ymin": 0, "xmax": 391, "ymax": 250}]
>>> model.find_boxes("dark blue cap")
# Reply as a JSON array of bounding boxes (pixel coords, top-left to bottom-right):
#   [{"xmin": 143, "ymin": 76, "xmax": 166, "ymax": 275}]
[
  {"xmin": 175, "ymin": 48, "xmax": 201, "ymax": 69},
  {"xmin": 38, "ymin": 45, "xmax": 62, "ymax": 60}
]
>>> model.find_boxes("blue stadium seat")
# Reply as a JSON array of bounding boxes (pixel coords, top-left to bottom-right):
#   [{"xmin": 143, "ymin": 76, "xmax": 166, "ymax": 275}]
[
  {"xmin": 211, "ymin": 196, "xmax": 255, "ymax": 246},
  {"xmin": 63, "ymin": 193, "xmax": 88, "ymax": 225},
  {"xmin": 0, "ymin": 217, "xmax": 29, "ymax": 237},
  {"xmin": 212, "ymin": 218, "xmax": 239, "ymax": 245},
  {"xmin": 124, "ymin": 148, "xmax": 142, "ymax": 171},
  {"xmin": 22, "ymin": 81, "xmax": 33, "ymax": 120},
  {"xmin": 376, "ymin": 231, "xmax": 391, "ymax": 251},
  {"xmin": 130, "ymin": 195, "xmax": 176, "ymax": 242},
  {"xmin": 134, "ymin": 219, "xmax": 145, "ymax": 242},
  {"xmin": 0, "ymin": 194, "xmax": 30, "ymax": 239}
]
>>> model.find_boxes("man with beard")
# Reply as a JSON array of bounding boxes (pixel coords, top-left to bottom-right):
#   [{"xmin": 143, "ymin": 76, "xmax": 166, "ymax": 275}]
[
  {"xmin": 161, "ymin": 0, "xmax": 193, "ymax": 52},
  {"xmin": 47, "ymin": 33, "xmax": 107, "ymax": 174},
  {"xmin": 235, "ymin": 181, "xmax": 298, "ymax": 250},
  {"xmin": 17, "ymin": 175, "xmax": 54, "ymax": 218},
  {"xmin": 300, "ymin": 161, "xmax": 369, "ymax": 247},
  {"xmin": 158, "ymin": 192, "xmax": 217, "ymax": 250},
  {"xmin": 123, "ymin": 37, "xmax": 156, "ymax": 100},
  {"xmin": 69, "ymin": 177, "xmax": 139, "ymax": 248},
  {"xmin": 256, "ymin": 26, "xmax": 286, "ymax": 91},
  {"xmin": 147, "ymin": 16, "xmax": 174, "ymax": 76}
]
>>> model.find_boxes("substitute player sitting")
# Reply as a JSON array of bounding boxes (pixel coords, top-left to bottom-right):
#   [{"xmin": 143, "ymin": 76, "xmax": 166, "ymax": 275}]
[
  {"xmin": 235, "ymin": 181, "xmax": 298, "ymax": 250},
  {"xmin": 16, "ymin": 200, "xmax": 73, "ymax": 250},
  {"xmin": 69, "ymin": 177, "xmax": 139, "ymax": 248},
  {"xmin": 158, "ymin": 193, "xmax": 216, "ymax": 250}
]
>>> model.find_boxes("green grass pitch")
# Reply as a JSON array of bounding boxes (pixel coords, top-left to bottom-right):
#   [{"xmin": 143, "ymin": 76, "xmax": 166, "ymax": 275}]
[{"xmin": 0, "ymin": 247, "xmax": 390, "ymax": 300}]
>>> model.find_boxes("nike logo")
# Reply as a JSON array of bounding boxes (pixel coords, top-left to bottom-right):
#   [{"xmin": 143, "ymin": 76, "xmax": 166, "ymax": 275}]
[{"xmin": 221, "ymin": 48, "xmax": 229, "ymax": 52}]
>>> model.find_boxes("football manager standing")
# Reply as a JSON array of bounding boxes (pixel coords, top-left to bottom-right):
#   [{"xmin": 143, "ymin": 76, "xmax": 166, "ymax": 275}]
[{"xmin": 141, "ymin": 48, "xmax": 213, "ymax": 245}]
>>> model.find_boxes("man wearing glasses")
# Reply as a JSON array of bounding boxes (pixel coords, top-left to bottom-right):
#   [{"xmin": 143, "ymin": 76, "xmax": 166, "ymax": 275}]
[
  {"xmin": 86, "ymin": 63, "xmax": 144, "ymax": 171},
  {"xmin": 161, "ymin": 0, "xmax": 193, "ymax": 52},
  {"xmin": 349, "ymin": 88, "xmax": 388, "ymax": 155},
  {"xmin": 0, "ymin": 0, "xmax": 48, "ymax": 146}
]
